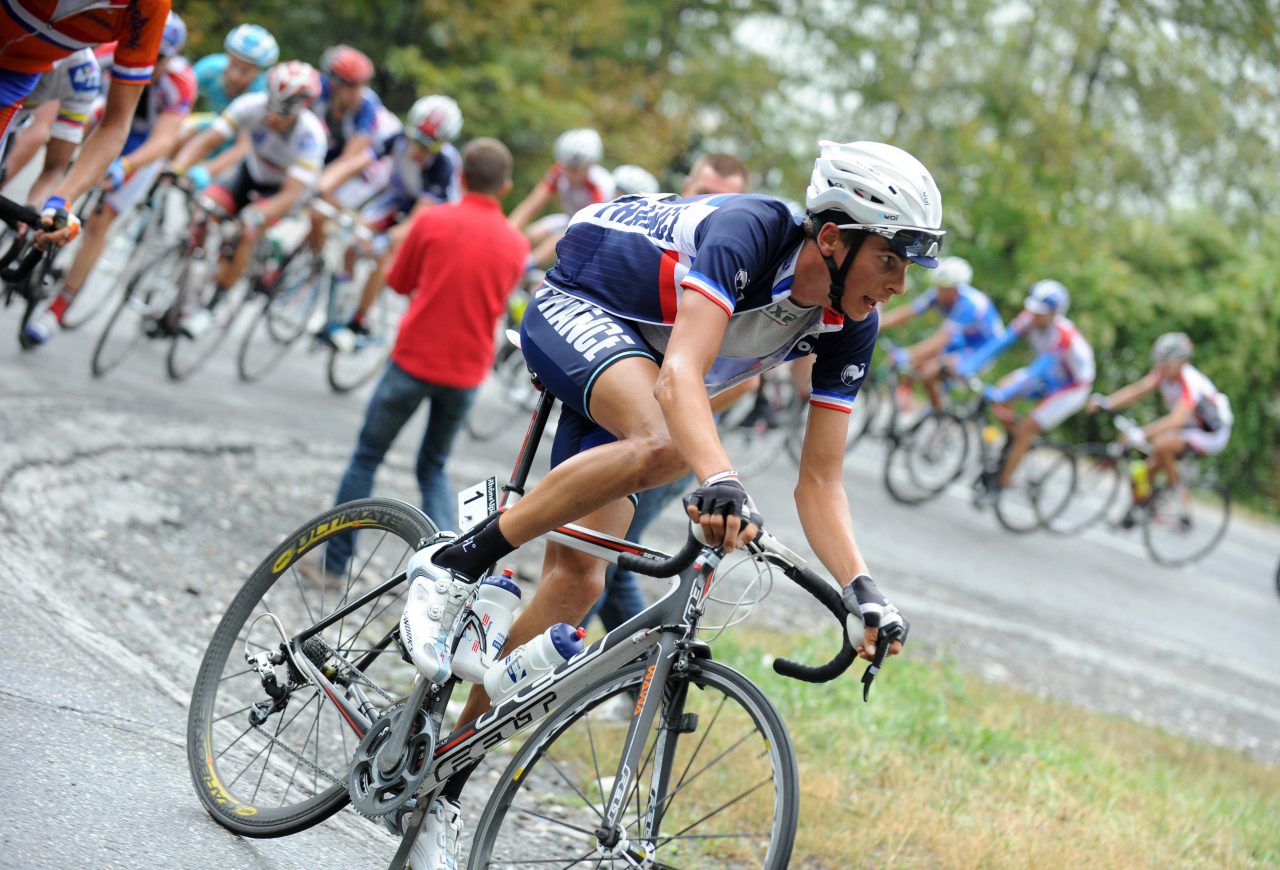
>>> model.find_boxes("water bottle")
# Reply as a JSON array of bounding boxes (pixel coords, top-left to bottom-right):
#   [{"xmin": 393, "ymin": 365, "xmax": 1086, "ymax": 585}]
[
  {"xmin": 1130, "ymin": 459, "xmax": 1151, "ymax": 502},
  {"xmin": 483, "ymin": 623, "xmax": 587, "ymax": 704},
  {"xmin": 450, "ymin": 569, "xmax": 522, "ymax": 684}
]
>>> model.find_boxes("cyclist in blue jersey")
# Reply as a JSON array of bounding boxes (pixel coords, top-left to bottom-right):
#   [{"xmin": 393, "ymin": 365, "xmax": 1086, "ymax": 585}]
[
  {"xmin": 324, "ymin": 94, "xmax": 464, "ymax": 349},
  {"xmin": 390, "ymin": 139, "xmax": 941, "ymax": 868},
  {"xmin": 880, "ymin": 255, "xmax": 1004, "ymax": 412}
]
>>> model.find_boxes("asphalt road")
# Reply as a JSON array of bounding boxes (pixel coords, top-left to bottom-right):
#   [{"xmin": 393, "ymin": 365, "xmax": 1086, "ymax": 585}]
[{"xmin": 1, "ymin": 259, "xmax": 1277, "ymax": 868}]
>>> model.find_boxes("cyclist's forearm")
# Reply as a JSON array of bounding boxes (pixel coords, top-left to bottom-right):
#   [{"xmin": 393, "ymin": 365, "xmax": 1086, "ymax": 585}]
[
  {"xmin": 120, "ymin": 114, "xmax": 184, "ymax": 171},
  {"xmin": 173, "ymin": 128, "xmax": 224, "ymax": 173},
  {"xmin": 795, "ymin": 477, "xmax": 868, "ymax": 586},
  {"xmin": 879, "ymin": 304, "xmax": 914, "ymax": 329},
  {"xmin": 317, "ymin": 148, "xmax": 372, "ymax": 196},
  {"xmin": 1103, "ymin": 380, "xmax": 1151, "ymax": 410},
  {"xmin": 50, "ymin": 84, "xmax": 140, "ymax": 204},
  {"xmin": 1146, "ymin": 405, "xmax": 1190, "ymax": 439},
  {"xmin": 909, "ymin": 328, "xmax": 950, "ymax": 362},
  {"xmin": 254, "ymin": 179, "xmax": 309, "ymax": 224},
  {"xmin": 508, "ymin": 186, "xmax": 549, "ymax": 231}
]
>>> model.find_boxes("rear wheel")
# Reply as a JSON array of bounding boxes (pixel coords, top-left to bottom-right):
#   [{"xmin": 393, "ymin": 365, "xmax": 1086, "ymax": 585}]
[
  {"xmin": 186, "ymin": 498, "xmax": 438, "ymax": 837},
  {"xmin": 90, "ymin": 243, "xmax": 184, "ymax": 377},
  {"xmin": 236, "ymin": 253, "xmax": 324, "ymax": 382},
  {"xmin": 994, "ymin": 442, "xmax": 1076, "ymax": 533},
  {"xmin": 882, "ymin": 413, "xmax": 967, "ymax": 505},
  {"xmin": 1142, "ymin": 477, "xmax": 1231, "ymax": 567},
  {"xmin": 327, "ymin": 284, "xmax": 405, "ymax": 394},
  {"xmin": 469, "ymin": 658, "xmax": 798, "ymax": 869},
  {"xmin": 166, "ymin": 266, "xmax": 246, "ymax": 382}
]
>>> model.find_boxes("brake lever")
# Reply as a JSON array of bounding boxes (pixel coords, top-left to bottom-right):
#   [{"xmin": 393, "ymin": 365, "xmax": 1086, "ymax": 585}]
[{"xmin": 859, "ymin": 624, "xmax": 902, "ymax": 702}]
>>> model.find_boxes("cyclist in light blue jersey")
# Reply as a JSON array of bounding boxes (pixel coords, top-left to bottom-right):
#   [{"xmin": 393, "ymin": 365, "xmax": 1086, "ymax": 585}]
[
  {"xmin": 880, "ymin": 255, "xmax": 1004, "ymax": 411},
  {"xmin": 181, "ymin": 24, "xmax": 278, "ymax": 167}
]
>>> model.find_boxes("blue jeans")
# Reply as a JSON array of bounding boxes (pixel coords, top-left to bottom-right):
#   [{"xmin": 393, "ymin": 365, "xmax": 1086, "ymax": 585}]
[
  {"xmin": 588, "ymin": 472, "xmax": 693, "ymax": 631},
  {"xmin": 327, "ymin": 361, "xmax": 476, "ymax": 573}
]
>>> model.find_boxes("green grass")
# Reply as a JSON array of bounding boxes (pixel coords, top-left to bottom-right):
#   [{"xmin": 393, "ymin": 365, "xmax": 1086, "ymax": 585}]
[{"xmin": 709, "ymin": 628, "xmax": 1280, "ymax": 869}]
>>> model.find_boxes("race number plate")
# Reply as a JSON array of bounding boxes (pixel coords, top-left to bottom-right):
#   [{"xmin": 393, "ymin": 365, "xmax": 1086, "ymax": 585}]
[{"xmin": 458, "ymin": 476, "xmax": 498, "ymax": 532}]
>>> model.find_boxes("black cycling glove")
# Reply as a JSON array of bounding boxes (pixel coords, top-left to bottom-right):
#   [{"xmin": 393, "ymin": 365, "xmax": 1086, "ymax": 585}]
[
  {"xmin": 684, "ymin": 477, "xmax": 764, "ymax": 530},
  {"xmin": 841, "ymin": 574, "xmax": 909, "ymax": 645}
]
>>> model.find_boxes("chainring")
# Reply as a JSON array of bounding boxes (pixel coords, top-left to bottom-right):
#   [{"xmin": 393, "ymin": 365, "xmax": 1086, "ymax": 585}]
[{"xmin": 347, "ymin": 704, "xmax": 438, "ymax": 818}]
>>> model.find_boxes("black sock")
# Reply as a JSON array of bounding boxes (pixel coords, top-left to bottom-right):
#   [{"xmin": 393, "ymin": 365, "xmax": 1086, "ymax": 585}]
[
  {"xmin": 433, "ymin": 513, "xmax": 515, "ymax": 581},
  {"xmin": 441, "ymin": 761, "xmax": 478, "ymax": 803}
]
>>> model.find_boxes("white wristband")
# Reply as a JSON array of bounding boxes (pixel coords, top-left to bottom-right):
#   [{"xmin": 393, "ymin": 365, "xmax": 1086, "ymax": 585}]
[{"xmin": 701, "ymin": 469, "xmax": 739, "ymax": 486}]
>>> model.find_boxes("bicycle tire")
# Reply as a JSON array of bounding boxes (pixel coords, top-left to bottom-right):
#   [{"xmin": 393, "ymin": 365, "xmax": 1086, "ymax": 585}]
[
  {"xmin": 465, "ymin": 346, "xmax": 537, "ymax": 442},
  {"xmin": 187, "ymin": 497, "xmax": 438, "ymax": 838},
  {"xmin": 469, "ymin": 657, "xmax": 798, "ymax": 869},
  {"xmin": 326, "ymin": 284, "xmax": 404, "ymax": 394},
  {"xmin": 1142, "ymin": 481, "xmax": 1231, "ymax": 567},
  {"xmin": 1045, "ymin": 443, "xmax": 1125, "ymax": 535},
  {"xmin": 994, "ymin": 442, "xmax": 1076, "ymax": 533},
  {"xmin": 882, "ymin": 412, "xmax": 966, "ymax": 505},
  {"xmin": 166, "ymin": 274, "xmax": 246, "ymax": 382},
  {"xmin": 15, "ymin": 253, "xmax": 59, "ymax": 345},
  {"xmin": 236, "ymin": 255, "xmax": 324, "ymax": 383},
  {"xmin": 89, "ymin": 243, "xmax": 184, "ymax": 377},
  {"xmin": 59, "ymin": 219, "xmax": 139, "ymax": 331}
]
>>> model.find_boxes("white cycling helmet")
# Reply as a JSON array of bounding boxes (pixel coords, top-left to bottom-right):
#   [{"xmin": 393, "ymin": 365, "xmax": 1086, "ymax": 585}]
[
  {"xmin": 932, "ymin": 256, "xmax": 972, "ymax": 289},
  {"xmin": 1024, "ymin": 279, "xmax": 1070, "ymax": 316},
  {"xmin": 805, "ymin": 140, "xmax": 944, "ymax": 268},
  {"xmin": 407, "ymin": 95, "xmax": 463, "ymax": 146},
  {"xmin": 265, "ymin": 61, "xmax": 319, "ymax": 116},
  {"xmin": 159, "ymin": 11, "xmax": 187, "ymax": 58},
  {"xmin": 612, "ymin": 164, "xmax": 660, "ymax": 195},
  {"xmin": 225, "ymin": 24, "xmax": 279, "ymax": 68},
  {"xmin": 555, "ymin": 128, "xmax": 603, "ymax": 168},
  {"xmin": 1153, "ymin": 331, "xmax": 1192, "ymax": 364}
]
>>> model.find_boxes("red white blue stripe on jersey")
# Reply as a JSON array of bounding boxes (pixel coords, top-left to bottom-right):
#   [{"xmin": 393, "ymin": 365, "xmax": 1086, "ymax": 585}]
[
  {"xmin": 682, "ymin": 270, "xmax": 734, "ymax": 316},
  {"xmin": 810, "ymin": 389, "xmax": 856, "ymax": 414}
]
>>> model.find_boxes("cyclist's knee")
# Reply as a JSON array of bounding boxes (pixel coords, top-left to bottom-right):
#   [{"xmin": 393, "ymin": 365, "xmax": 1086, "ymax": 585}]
[{"xmin": 627, "ymin": 434, "xmax": 686, "ymax": 490}]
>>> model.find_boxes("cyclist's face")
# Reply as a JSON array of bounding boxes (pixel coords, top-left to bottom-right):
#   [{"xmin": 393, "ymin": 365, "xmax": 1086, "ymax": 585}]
[
  {"xmin": 331, "ymin": 80, "xmax": 362, "ymax": 113},
  {"xmin": 224, "ymin": 57, "xmax": 259, "ymax": 96},
  {"xmin": 1157, "ymin": 359, "xmax": 1184, "ymax": 378},
  {"xmin": 835, "ymin": 233, "xmax": 907, "ymax": 321},
  {"xmin": 682, "ymin": 165, "xmax": 746, "ymax": 196},
  {"xmin": 935, "ymin": 284, "xmax": 959, "ymax": 307},
  {"xmin": 1028, "ymin": 310, "xmax": 1054, "ymax": 330},
  {"xmin": 264, "ymin": 110, "xmax": 297, "ymax": 133},
  {"xmin": 561, "ymin": 163, "xmax": 591, "ymax": 186}
]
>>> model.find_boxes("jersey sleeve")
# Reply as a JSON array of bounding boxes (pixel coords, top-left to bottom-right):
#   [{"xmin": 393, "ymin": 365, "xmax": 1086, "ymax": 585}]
[
  {"xmin": 160, "ymin": 61, "xmax": 197, "ymax": 115},
  {"xmin": 809, "ymin": 314, "xmax": 879, "ymax": 413},
  {"xmin": 49, "ymin": 53, "xmax": 101, "ymax": 144},
  {"xmin": 353, "ymin": 93, "xmax": 378, "ymax": 136},
  {"xmin": 107, "ymin": 0, "xmax": 171, "ymax": 86},
  {"xmin": 287, "ymin": 115, "xmax": 328, "ymax": 185},
  {"xmin": 682, "ymin": 199, "xmax": 795, "ymax": 317}
]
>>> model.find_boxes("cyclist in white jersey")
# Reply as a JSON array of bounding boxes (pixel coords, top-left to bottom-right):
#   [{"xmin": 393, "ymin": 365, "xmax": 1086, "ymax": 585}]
[
  {"xmin": 392, "ymin": 140, "xmax": 939, "ymax": 869},
  {"xmin": 169, "ymin": 60, "xmax": 327, "ymax": 336},
  {"xmin": 955, "ymin": 279, "xmax": 1095, "ymax": 504},
  {"xmin": 1, "ymin": 47, "xmax": 100, "ymax": 205},
  {"xmin": 509, "ymin": 127, "xmax": 615, "ymax": 268},
  {"xmin": 1088, "ymin": 331, "xmax": 1232, "ymax": 517}
]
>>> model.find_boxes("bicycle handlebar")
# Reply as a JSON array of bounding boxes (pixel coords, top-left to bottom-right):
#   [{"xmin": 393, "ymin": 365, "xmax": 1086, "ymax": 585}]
[
  {"xmin": 0, "ymin": 195, "xmax": 48, "ymax": 283},
  {"xmin": 615, "ymin": 534, "xmax": 704, "ymax": 577}
]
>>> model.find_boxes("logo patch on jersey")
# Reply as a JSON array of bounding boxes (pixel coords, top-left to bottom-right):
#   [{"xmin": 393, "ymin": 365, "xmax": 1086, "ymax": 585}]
[
  {"xmin": 794, "ymin": 339, "xmax": 814, "ymax": 355},
  {"xmin": 734, "ymin": 268, "xmax": 749, "ymax": 293},
  {"xmin": 761, "ymin": 301, "xmax": 801, "ymax": 326},
  {"xmin": 69, "ymin": 62, "xmax": 100, "ymax": 93},
  {"xmin": 841, "ymin": 363, "xmax": 866, "ymax": 385}
]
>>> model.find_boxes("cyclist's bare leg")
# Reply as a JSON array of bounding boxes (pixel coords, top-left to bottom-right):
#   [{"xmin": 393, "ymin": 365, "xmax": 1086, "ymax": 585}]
[
  {"xmin": 998, "ymin": 416, "xmax": 1042, "ymax": 487},
  {"xmin": 1150, "ymin": 431, "xmax": 1186, "ymax": 488},
  {"xmin": 452, "ymin": 496, "xmax": 635, "ymax": 729},
  {"xmin": 496, "ymin": 355, "xmax": 690, "ymax": 546},
  {"xmin": 918, "ymin": 357, "xmax": 945, "ymax": 412},
  {"xmin": 214, "ymin": 228, "xmax": 254, "ymax": 294},
  {"xmin": 61, "ymin": 202, "xmax": 119, "ymax": 296}
]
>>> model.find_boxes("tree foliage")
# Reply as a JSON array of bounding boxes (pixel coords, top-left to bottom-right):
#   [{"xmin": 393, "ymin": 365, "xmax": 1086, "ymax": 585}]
[{"xmin": 177, "ymin": 0, "xmax": 1279, "ymax": 507}]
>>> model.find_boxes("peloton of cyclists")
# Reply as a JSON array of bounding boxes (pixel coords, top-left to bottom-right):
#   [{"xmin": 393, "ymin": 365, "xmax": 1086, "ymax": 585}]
[
  {"xmin": 1088, "ymin": 331, "xmax": 1232, "ymax": 527},
  {"xmin": 880, "ymin": 254, "xmax": 1004, "ymax": 413},
  {"xmin": 178, "ymin": 23, "xmax": 280, "ymax": 169},
  {"xmin": 169, "ymin": 60, "xmax": 328, "ymax": 338},
  {"xmin": 23, "ymin": 12, "xmax": 195, "ymax": 348},
  {"xmin": 950, "ymin": 279, "xmax": 1096, "ymax": 506}
]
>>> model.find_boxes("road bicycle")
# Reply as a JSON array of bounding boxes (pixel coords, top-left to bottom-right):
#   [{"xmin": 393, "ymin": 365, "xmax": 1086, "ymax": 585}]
[
  {"xmin": 1051, "ymin": 411, "xmax": 1231, "ymax": 566},
  {"xmin": 187, "ymin": 369, "xmax": 901, "ymax": 869},
  {"xmin": 882, "ymin": 376, "xmax": 1076, "ymax": 531}
]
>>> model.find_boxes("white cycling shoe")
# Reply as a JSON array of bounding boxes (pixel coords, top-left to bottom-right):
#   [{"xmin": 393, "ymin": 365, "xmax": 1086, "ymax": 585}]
[
  {"xmin": 404, "ymin": 797, "xmax": 464, "ymax": 870},
  {"xmin": 399, "ymin": 543, "xmax": 474, "ymax": 683}
]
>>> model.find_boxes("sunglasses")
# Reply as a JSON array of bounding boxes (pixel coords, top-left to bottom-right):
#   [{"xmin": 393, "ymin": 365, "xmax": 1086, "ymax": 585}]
[{"xmin": 837, "ymin": 223, "xmax": 945, "ymax": 267}]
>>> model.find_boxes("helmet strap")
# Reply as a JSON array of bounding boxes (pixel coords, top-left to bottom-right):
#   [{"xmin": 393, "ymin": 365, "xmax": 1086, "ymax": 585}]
[{"xmin": 812, "ymin": 219, "xmax": 866, "ymax": 316}]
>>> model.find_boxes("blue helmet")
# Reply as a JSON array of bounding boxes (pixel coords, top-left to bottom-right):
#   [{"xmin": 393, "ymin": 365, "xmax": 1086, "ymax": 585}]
[
  {"xmin": 159, "ymin": 11, "xmax": 187, "ymax": 58},
  {"xmin": 225, "ymin": 24, "xmax": 280, "ymax": 68},
  {"xmin": 1024, "ymin": 279, "xmax": 1070, "ymax": 316}
]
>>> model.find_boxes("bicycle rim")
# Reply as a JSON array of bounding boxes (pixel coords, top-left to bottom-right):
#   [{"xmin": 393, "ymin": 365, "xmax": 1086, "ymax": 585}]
[
  {"xmin": 465, "ymin": 347, "xmax": 534, "ymax": 442},
  {"xmin": 1046, "ymin": 444, "xmax": 1123, "ymax": 535},
  {"xmin": 995, "ymin": 443, "xmax": 1075, "ymax": 533},
  {"xmin": 166, "ymin": 275, "xmax": 244, "ymax": 382},
  {"xmin": 237, "ymin": 262, "xmax": 322, "ymax": 383},
  {"xmin": 470, "ymin": 658, "xmax": 798, "ymax": 869},
  {"xmin": 326, "ymin": 289, "xmax": 403, "ymax": 393},
  {"xmin": 1142, "ymin": 483, "xmax": 1231, "ymax": 567},
  {"xmin": 186, "ymin": 497, "xmax": 438, "ymax": 837},
  {"xmin": 905, "ymin": 413, "xmax": 969, "ymax": 493},
  {"xmin": 90, "ymin": 244, "xmax": 184, "ymax": 377},
  {"xmin": 60, "ymin": 228, "xmax": 135, "ymax": 330}
]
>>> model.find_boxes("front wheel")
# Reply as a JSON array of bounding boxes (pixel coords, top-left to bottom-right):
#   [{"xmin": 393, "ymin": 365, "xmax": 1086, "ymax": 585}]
[
  {"xmin": 1142, "ymin": 480, "xmax": 1231, "ymax": 567},
  {"xmin": 994, "ymin": 441, "xmax": 1077, "ymax": 533},
  {"xmin": 469, "ymin": 658, "xmax": 798, "ymax": 869},
  {"xmin": 186, "ymin": 498, "xmax": 438, "ymax": 837},
  {"xmin": 90, "ymin": 243, "xmax": 185, "ymax": 377},
  {"xmin": 236, "ymin": 255, "xmax": 324, "ymax": 383}
]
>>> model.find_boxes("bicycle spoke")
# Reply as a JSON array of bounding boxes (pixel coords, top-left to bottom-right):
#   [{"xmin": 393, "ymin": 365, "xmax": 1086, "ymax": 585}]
[
  {"xmin": 505, "ymin": 803, "xmax": 600, "ymax": 837},
  {"xmin": 542, "ymin": 756, "xmax": 607, "ymax": 822},
  {"xmin": 653, "ymin": 777, "xmax": 771, "ymax": 849}
]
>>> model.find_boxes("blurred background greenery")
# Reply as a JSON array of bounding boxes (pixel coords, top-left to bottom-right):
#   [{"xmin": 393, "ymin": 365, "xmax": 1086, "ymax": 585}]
[{"xmin": 179, "ymin": 0, "xmax": 1280, "ymax": 510}]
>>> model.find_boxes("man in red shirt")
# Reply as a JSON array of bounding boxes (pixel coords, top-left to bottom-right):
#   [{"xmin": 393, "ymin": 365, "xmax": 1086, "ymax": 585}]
[{"xmin": 328, "ymin": 137, "xmax": 529, "ymax": 568}]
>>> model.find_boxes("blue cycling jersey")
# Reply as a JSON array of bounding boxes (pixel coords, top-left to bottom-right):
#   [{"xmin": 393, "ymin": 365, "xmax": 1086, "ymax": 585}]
[
  {"xmin": 911, "ymin": 283, "xmax": 1004, "ymax": 352},
  {"xmin": 192, "ymin": 54, "xmax": 266, "ymax": 115},
  {"xmin": 314, "ymin": 75, "xmax": 380, "ymax": 165},
  {"xmin": 544, "ymin": 193, "xmax": 878, "ymax": 412}
]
